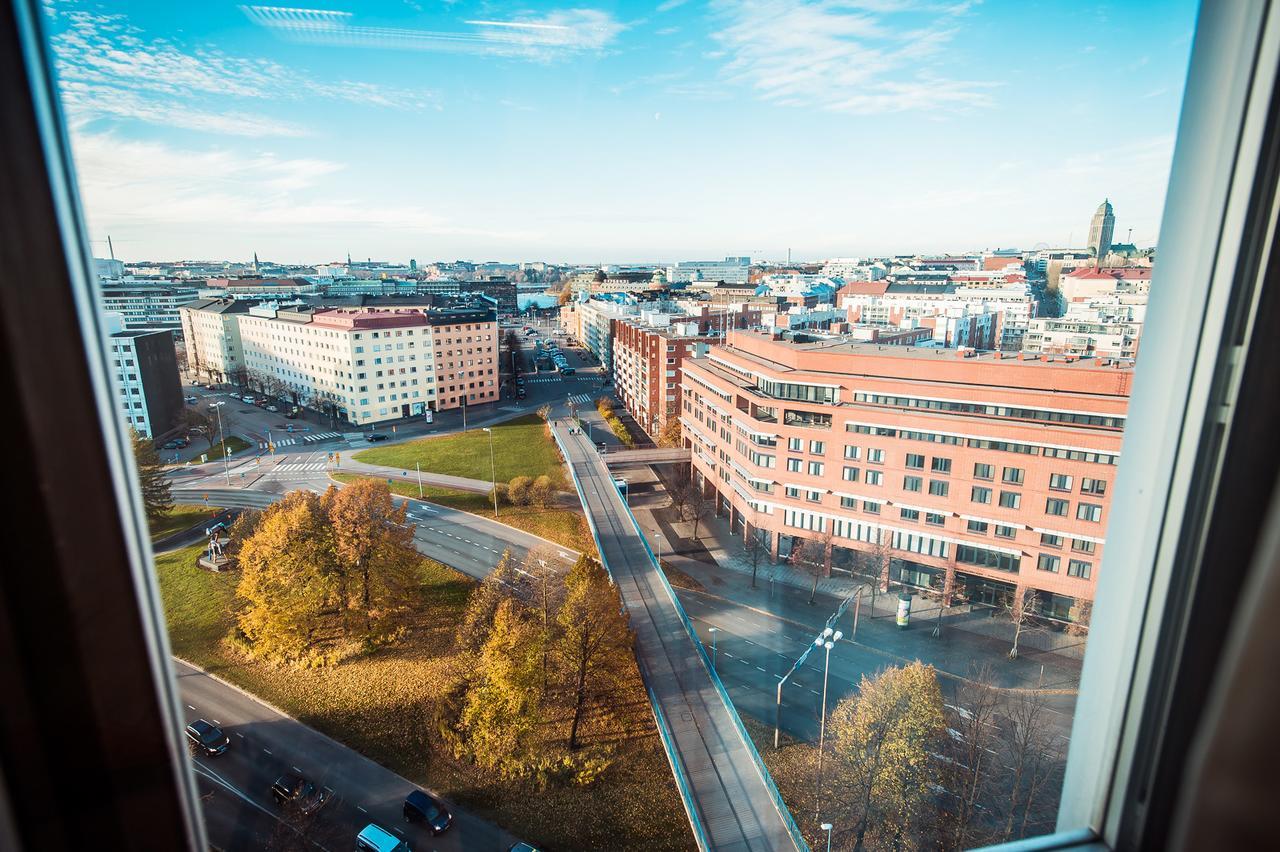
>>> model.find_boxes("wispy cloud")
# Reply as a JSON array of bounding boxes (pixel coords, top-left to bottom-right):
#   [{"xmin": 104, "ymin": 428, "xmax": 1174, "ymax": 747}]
[
  {"xmin": 50, "ymin": 9, "xmax": 436, "ymax": 137},
  {"xmin": 709, "ymin": 0, "xmax": 996, "ymax": 114},
  {"xmin": 657, "ymin": 0, "xmax": 692, "ymax": 11},
  {"xmin": 70, "ymin": 132, "xmax": 532, "ymax": 241},
  {"xmin": 241, "ymin": 6, "xmax": 626, "ymax": 61}
]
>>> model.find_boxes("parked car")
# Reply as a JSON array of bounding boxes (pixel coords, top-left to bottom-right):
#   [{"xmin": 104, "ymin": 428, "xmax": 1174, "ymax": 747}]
[
  {"xmin": 356, "ymin": 824, "xmax": 409, "ymax": 852},
  {"xmin": 266, "ymin": 405, "xmax": 278, "ymax": 412},
  {"xmin": 515, "ymin": 377, "xmax": 525, "ymax": 386},
  {"xmin": 366, "ymin": 433, "xmax": 389, "ymax": 442},
  {"xmin": 241, "ymin": 394, "xmax": 255, "ymax": 403},
  {"xmin": 402, "ymin": 789, "xmax": 452, "ymax": 833},
  {"xmin": 160, "ymin": 437, "xmax": 190, "ymax": 450},
  {"xmin": 184, "ymin": 395, "xmax": 198, "ymax": 404},
  {"xmin": 270, "ymin": 772, "xmax": 330, "ymax": 814},
  {"xmin": 184, "ymin": 719, "xmax": 229, "ymax": 756},
  {"xmin": 516, "ymin": 388, "xmax": 527, "ymax": 399},
  {"xmin": 508, "ymin": 844, "xmax": 540, "ymax": 852}
]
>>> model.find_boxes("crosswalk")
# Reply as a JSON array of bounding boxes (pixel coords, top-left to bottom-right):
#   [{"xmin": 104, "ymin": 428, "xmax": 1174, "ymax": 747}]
[
  {"xmin": 524, "ymin": 375, "xmax": 562, "ymax": 383},
  {"xmin": 567, "ymin": 393, "xmax": 593, "ymax": 405},
  {"xmin": 257, "ymin": 431, "xmax": 341, "ymax": 449},
  {"xmin": 271, "ymin": 461, "xmax": 327, "ymax": 473}
]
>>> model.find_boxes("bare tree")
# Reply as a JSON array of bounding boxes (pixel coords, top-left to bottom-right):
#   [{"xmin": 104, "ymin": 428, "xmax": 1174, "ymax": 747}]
[
  {"xmin": 744, "ymin": 530, "xmax": 765, "ymax": 589},
  {"xmin": 521, "ymin": 545, "xmax": 563, "ymax": 689},
  {"xmin": 795, "ymin": 526, "xmax": 833, "ymax": 605},
  {"xmin": 227, "ymin": 364, "xmax": 248, "ymax": 388},
  {"xmin": 178, "ymin": 406, "xmax": 218, "ymax": 450},
  {"xmin": 1000, "ymin": 687, "xmax": 1066, "ymax": 841},
  {"xmin": 679, "ymin": 482, "xmax": 710, "ymax": 542},
  {"xmin": 943, "ymin": 664, "xmax": 1004, "ymax": 849},
  {"xmin": 862, "ymin": 532, "xmax": 892, "ymax": 615},
  {"xmin": 1006, "ymin": 588, "xmax": 1040, "ymax": 660}
]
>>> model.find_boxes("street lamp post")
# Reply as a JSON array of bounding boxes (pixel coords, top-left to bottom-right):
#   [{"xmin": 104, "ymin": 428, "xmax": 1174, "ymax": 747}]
[
  {"xmin": 820, "ymin": 823, "xmax": 833, "ymax": 852},
  {"xmin": 210, "ymin": 401, "xmax": 230, "ymax": 486},
  {"xmin": 482, "ymin": 426, "xmax": 498, "ymax": 518},
  {"xmin": 814, "ymin": 626, "xmax": 843, "ymax": 821},
  {"xmin": 709, "ymin": 626, "xmax": 719, "ymax": 670},
  {"xmin": 416, "ymin": 461, "xmax": 423, "ymax": 499}
]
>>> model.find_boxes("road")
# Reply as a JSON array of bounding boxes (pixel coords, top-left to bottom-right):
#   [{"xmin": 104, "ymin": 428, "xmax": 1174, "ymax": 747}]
[
  {"xmin": 175, "ymin": 659, "xmax": 518, "ymax": 852},
  {"xmin": 551, "ymin": 419, "xmax": 801, "ymax": 852}
]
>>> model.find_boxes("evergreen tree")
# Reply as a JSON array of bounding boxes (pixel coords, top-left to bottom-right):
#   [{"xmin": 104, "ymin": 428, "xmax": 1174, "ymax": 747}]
[{"xmin": 130, "ymin": 428, "xmax": 172, "ymax": 524}]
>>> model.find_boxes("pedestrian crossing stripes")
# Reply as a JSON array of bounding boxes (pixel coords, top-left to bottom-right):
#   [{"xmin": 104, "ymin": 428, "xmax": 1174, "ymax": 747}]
[
  {"xmin": 259, "ymin": 437, "xmax": 298, "ymax": 449},
  {"xmin": 270, "ymin": 462, "xmax": 327, "ymax": 473},
  {"xmin": 303, "ymin": 431, "xmax": 342, "ymax": 443},
  {"xmin": 524, "ymin": 375, "xmax": 562, "ymax": 383},
  {"xmin": 567, "ymin": 393, "xmax": 593, "ymax": 405}
]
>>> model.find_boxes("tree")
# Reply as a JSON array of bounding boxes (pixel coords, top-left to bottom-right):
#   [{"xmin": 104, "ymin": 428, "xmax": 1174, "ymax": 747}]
[
  {"xmin": 456, "ymin": 549, "xmax": 521, "ymax": 653},
  {"xmin": 457, "ymin": 599, "xmax": 544, "ymax": 775},
  {"xmin": 522, "ymin": 546, "xmax": 564, "ymax": 688},
  {"xmin": 227, "ymin": 364, "xmax": 249, "ymax": 388},
  {"xmin": 744, "ymin": 530, "xmax": 765, "ymax": 589},
  {"xmin": 677, "ymin": 480, "xmax": 709, "ymax": 541},
  {"xmin": 530, "ymin": 475, "xmax": 555, "ymax": 509},
  {"xmin": 508, "ymin": 475, "xmax": 533, "ymax": 506},
  {"xmin": 557, "ymin": 286, "xmax": 572, "ymax": 306},
  {"xmin": 828, "ymin": 662, "xmax": 947, "ymax": 851},
  {"xmin": 1006, "ymin": 588, "xmax": 1039, "ymax": 660},
  {"xmin": 1000, "ymin": 687, "xmax": 1066, "ymax": 841},
  {"xmin": 323, "ymin": 480, "xmax": 418, "ymax": 639},
  {"xmin": 555, "ymin": 556, "xmax": 632, "ymax": 749},
  {"xmin": 236, "ymin": 492, "xmax": 341, "ymax": 661},
  {"xmin": 224, "ymin": 508, "xmax": 263, "ymax": 563},
  {"xmin": 178, "ymin": 406, "xmax": 218, "ymax": 450},
  {"xmin": 862, "ymin": 533, "xmax": 892, "ymax": 615},
  {"xmin": 656, "ymin": 416, "xmax": 682, "ymax": 448},
  {"xmin": 942, "ymin": 665, "xmax": 1003, "ymax": 849},
  {"xmin": 130, "ymin": 429, "xmax": 172, "ymax": 524}
]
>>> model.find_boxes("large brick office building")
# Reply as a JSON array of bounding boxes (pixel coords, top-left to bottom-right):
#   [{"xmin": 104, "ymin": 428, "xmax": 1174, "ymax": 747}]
[{"xmin": 679, "ymin": 332, "xmax": 1132, "ymax": 622}]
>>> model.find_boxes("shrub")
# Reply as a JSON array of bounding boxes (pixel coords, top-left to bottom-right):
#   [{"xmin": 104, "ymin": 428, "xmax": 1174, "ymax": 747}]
[
  {"xmin": 508, "ymin": 475, "xmax": 533, "ymax": 506},
  {"xmin": 530, "ymin": 475, "xmax": 555, "ymax": 508}
]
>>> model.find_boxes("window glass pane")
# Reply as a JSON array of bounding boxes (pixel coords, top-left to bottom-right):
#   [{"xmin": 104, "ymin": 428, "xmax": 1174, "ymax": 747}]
[{"xmin": 41, "ymin": 0, "xmax": 1199, "ymax": 849}]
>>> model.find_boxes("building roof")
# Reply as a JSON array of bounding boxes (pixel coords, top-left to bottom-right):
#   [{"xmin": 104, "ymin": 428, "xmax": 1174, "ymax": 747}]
[
  {"xmin": 181, "ymin": 298, "xmax": 256, "ymax": 313},
  {"xmin": 885, "ymin": 283, "xmax": 958, "ymax": 295},
  {"xmin": 839, "ymin": 281, "xmax": 891, "ymax": 297}
]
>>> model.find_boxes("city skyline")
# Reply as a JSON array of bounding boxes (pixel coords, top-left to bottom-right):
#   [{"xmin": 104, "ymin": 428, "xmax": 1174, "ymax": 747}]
[{"xmin": 49, "ymin": 0, "xmax": 1196, "ymax": 263}]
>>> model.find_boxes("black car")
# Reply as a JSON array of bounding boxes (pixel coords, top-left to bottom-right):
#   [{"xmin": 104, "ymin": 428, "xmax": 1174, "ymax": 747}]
[
  {"xmin": 184, "ymin": 719, "xmax": 229, "ymax": 756},
  {"xmin": 403, "ymin": 789, "xmax": 452, "ymax": 834},
  {"xmin": 270, "ymin": 772, "xmax": 330, "ymax": 814},
  {"xmin": 366, "ymin": 433, "xmax": 389, "ymax": 442}
]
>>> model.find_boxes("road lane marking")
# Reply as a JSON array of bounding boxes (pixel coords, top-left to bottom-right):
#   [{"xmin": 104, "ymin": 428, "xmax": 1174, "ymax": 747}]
[
  {"xmin": 357, "ymin": 805, "xmax": 367, "ymax": 813},
  {"xmin": 235, "ymin": 733, "xmax": 244, "ymax": 739},
  {"xmin": 293, "ymin": 766, "xmax": 302, "ymax": 773},
  {"xmin": 187, "ymin": 705, "xmax": 196, "ymax": 711},
  {"xmin": 263, "ymin": 749, "xmax": 272, "ymax": 755}
]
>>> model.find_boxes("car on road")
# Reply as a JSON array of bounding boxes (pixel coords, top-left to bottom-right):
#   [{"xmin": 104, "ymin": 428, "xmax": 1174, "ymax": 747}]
[
  {"xmin": 184, "ymin": 395, "xmax": 198, "ymax": 404},
  {"xmin": 270, "ymin": 772, "xmax": 330, "ymax": 814},
  {"xmin": 356, "ymin": 824, "xmax": 410, "ymax": 852},
  {"xmin": 516, "ymin": 388, "xmax": 527, "ymax": 399},
  {"xmin": 241, "ymin": 394, "xmax": 255, "ymax": 403},
  {"xmin": 402, "ymin": 789, "xmax": 452, "ymax": 833},
  {"xmin": 366, "ymin": 433, "xmax": 389, "ymax": 442},
  {"xmin": 184, "ymin": 719, "xmax": 229, "ymax": 756},
  {"xmin": 515, "ymin": 377, "xmax": 525, "ymax": 385},
  {"xmin": 266, "ymin": 404, "xmax": 278, "ymax": 412},
  {"xmin": 508, "ymin": 843, "xmax": 540, "ymax": 852},
  {"xmin": 160, "ymin": 437, "xmax": 190, "ymax": 450}
]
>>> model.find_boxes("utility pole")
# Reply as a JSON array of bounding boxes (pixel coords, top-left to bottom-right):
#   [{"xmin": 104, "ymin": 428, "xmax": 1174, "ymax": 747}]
[
  {"xmin": 483, "ymin": 427, "xmax": 498, "ymax": 518},
  {"xmin": 416, "ymin": 461, "xmax": 423, "ymax": 499}
]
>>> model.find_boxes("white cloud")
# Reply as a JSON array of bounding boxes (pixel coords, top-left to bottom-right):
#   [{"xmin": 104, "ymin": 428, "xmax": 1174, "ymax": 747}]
[
  {"xmin": 69, "ymin": 132, "xmax": 532, "ymax": 251},
  {"xmin": 49, "ymin": 9, "xmax": 436, "ymax": 136},
  {"xmin": 710, "ymin": 0, "xmax": 996, "ymax": 114},
  {"xmin": 241, "ymin": 6, "xmax": 626, "ymax": 61}
]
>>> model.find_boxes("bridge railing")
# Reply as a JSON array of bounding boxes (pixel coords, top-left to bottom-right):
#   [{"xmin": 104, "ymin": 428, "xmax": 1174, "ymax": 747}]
[
  {"xmin": 614, "ymin": 485, "xmax": 810, "ymax": 852},
  {"xmin": 551, "ymin": 427, "xmax": 715, "ymax": 852}
]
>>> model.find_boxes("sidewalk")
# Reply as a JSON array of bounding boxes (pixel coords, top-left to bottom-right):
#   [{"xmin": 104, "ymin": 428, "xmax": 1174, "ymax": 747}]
[{"xmin": 625, "ymin": 470, "xmax": 1084, "ymax": 693}]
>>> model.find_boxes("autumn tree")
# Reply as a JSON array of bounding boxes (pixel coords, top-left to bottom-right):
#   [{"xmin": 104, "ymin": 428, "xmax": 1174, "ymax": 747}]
[
  {"xmin": 656, "ymin": 416, "xmax": 682, "ymax": 448},
  {"xmin": 555, "ymin": 556, "xmax": 632, "ymax": 749},
  {"xmin": 456, "ymin": 549, "xmax": 521, "ymax": 653},
  {"xmin": 828, "ymin": 662, "xmax": 947, "ymax": 851},
  {"xmin": 323, "ymin": 480, "xmax": 419, "ymax": 640},
  {"xmin": 522, "ymin": 546, "xmax": 564, "ymax": 688},
  {"xmin": 224, "ymin": 507, "xmax": 263, "ymax": 563},
  {"xmin": 130, "ymin": 428, "xmax": 172, "ymax": 524},
  {"xmin": 457, "ymin": 598, "xmax": 545, "ymax": 775},
  {"xmin": 236, "ymin": 491, "xmax": 341, "ymax": 661}
]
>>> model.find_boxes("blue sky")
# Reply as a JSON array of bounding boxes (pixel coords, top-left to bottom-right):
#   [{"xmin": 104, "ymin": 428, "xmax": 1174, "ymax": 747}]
[{"xmin": 45, "ymin": 0, "xmax": 1198, "ymax": 264}]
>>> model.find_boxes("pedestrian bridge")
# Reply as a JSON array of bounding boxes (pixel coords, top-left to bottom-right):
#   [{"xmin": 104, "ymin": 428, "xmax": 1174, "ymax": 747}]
[
  {"xmin": 599, "ymin": 446, "xmax": 690, "ymax": 466},
  {"xmin": 552, "ymin": 421, "xmax": 804, "ymax": 852}
]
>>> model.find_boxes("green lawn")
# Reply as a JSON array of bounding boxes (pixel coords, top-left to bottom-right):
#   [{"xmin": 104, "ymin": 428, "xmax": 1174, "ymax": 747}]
[
  {"xmin": 199, "ymin": 435, "xmax": 252, "ymax": 461},
  {"xmin": 331, "ymin": 473, "xmax": 597, "ymax": 556},
  {"xmin": 353, "ymin": 414, "xmax": 567, "ymax": 488},
  {"xmin": 149, "ymin": 503, "xmax": 220, "ymax": 543},
  {"xmin": 154, "ymin": 542, "xmax": 688, "ymax": 850}
]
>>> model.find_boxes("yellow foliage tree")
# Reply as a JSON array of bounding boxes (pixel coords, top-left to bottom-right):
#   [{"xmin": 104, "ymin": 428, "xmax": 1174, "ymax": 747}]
[
  {"xmin": 556, "ymin": 556, "xmax": 632, "ymax": 749},
  {"xmin": 828, "ymin": 661, "xmax": 947, "ymax": 850},
  {"xmin": 235, "ymin": 492, "xmax": 340, "ymax": 661}
]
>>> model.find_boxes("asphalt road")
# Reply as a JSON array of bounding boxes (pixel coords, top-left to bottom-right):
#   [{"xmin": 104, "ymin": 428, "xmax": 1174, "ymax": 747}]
[{"xmin": 175, "ymin": 659, "xmax": 519, "ymax": 852}]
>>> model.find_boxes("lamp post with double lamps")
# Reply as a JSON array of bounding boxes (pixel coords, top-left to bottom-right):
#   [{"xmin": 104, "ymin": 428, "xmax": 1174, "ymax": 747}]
[{"xmin": 814, "ymin": 626, "xmax": 843, "ymax": 821}]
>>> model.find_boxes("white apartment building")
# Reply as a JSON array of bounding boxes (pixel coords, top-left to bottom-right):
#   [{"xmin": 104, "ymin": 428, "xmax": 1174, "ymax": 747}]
[
  {"xmin": 105, "ymin": 313, "xmax": 182, "ymax": 439},
  {"xmin": 182, "ymin": 302, "xmax": 498, "ymax": 424},
  {"xmin": 1023, "ymin": 296, "xmax": 1147, "ymax": 360},
  {"xmin": 101, "ymin": 281, "xmax": 200, "ymax": 330},
  {"xmin": 670, "ymin": 256, "xmax": 751, "ymax": 284},
  {"xmin": 179, "ymin": 299, "xmax": 249, "ymax": 383}
]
